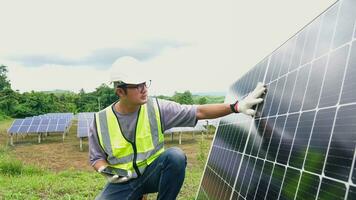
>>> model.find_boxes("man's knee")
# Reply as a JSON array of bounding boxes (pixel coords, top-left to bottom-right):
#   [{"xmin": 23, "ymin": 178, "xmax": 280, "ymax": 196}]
[{"xmin": 164, "ymin": 147, "xmax": 187, "ymax": 170}]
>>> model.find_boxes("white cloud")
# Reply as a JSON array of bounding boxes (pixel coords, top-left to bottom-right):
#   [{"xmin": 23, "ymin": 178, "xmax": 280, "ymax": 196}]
[
  {"xmin": 0, "ymin": 0, "xmax": 336, "ymax": 95},
  {"xmin": 7, "ymin": 62, "xmax": 108, "ymax": 92}
]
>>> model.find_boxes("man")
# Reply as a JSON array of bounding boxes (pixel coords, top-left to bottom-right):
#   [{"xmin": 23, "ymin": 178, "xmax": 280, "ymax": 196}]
[{"xmin": 89, "ymin": 74, "xmax": 266, "ymax": 200}]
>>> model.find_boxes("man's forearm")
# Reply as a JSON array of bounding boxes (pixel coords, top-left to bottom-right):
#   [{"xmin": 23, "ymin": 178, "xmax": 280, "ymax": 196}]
[{"xmin": 196, "ymin": 103, "xmax": 232, "ymax": 120}]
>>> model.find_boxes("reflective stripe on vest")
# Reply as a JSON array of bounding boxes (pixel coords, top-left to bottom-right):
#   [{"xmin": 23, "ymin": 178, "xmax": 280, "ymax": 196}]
[{"xmin": 95, "ymin": 98, "xmax": 164, "ymax": 177}]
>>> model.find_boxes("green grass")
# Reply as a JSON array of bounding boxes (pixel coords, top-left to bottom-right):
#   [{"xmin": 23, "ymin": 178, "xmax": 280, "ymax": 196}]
[
  {"xmin": 0, "ymin": 140, "xmax": 211, "ymax": 199},
  {"xmin": 0, "ymin": 118, "xmax": 13, "ymax": 133},
  {"xmin": 0, "ymin": 146, "xmax": 105, "ymax": 199},
  {"xmin": 0, "ymin": 119, "xmax": 213, "ymax": 200}
]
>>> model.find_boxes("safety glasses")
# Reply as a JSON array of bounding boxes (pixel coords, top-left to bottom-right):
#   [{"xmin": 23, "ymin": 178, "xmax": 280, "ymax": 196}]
[{"xmin": 119, "ymin": 80, "xmax": 151, "ymax": 93}]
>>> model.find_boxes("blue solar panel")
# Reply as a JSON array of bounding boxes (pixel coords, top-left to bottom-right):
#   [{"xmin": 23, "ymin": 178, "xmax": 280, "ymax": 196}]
[
  {"xmin": 7, "ymin": 119, "xmax": 24, "ymax": 134},
  {"xmin": 164, "ymin": 121, "xmax": 207, "ymax": 133},
  {"xmin": 27, "ymin": 118, "xmax": 41, "ymax": 133},
  {"xmin": 37, "ymin": 125, "xmax": 49, "ymax": 133},
  {"xmin": 12, "ymin": 119, "xmax": 23, "ymax": 126},
  {"xmin": 47, "ymin": 119, "xmax": 58, "ymax": 132},
  {"xmin": 36, "ymin": 118, "xmax": 49, "ymax": 133},
  {"xmin": 22, "ymin": 118, "xmax": 33, "ymax": 126},
  {"xmin": 58, "ymin": 118, "xmax": 67, "ymax": 124},
  {"xmin": 8, "ymin": 113, "xmax": 73, "ymax": 145},
  {"xmin": 77, "ymin": 126, "xmax": 90, "ymax": 138},
  {"xmin": 77, "ymin": 112, "xmax": 95, "ymax": 138},
  {"xmin": 197, "ymin": 0, "xmax": 356, "ymax": 199},
  {"xmin": 56, "ymin": 124, "xmax": 66, "ymax": 132},
  {"xmin": 18, "ymin": 125, "xmax": 30, "ymax": 133}
]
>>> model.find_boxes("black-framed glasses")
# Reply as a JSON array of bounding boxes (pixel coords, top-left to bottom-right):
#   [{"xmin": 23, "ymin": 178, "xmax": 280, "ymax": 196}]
[{"xmin": 119, "ymin": 80, "xmax": 151, "ymax": 93}]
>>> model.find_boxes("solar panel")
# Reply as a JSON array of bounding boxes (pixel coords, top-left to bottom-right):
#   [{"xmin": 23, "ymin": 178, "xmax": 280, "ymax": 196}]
[
  {"xmin": 38, "ymin": 118, "xmax": 50, "ymax": 133},
  {"xmin": 17, "ymin": 118, "xmax": 33, "ymax": 133},
  {"xmin": 197, "ymin": 0, "xmax": 356, "ymax": 199},
  {"xmin": 7, "ymin": 119, "xmax": 24, "ymax": 134},
  {"xmin": 164, "ymin": 122, "xmax": 207, "ymax": 134},
  {"xmin": 204, "ymin": 119, "xmax": 220, "ymax": 128},
  {"xmin": 47, "ymin": 119, "xmax": 58, "ymax": 132},
  {"xmin": 76, "ymin": 112, "xmax": 95, "ymax": 150},
  {"xmin": 7, "ymin": 113, "xmax": 73, "ymax": 146},
  {"xmin": 77, "ymin": 126, "xmax": 90, "ymax": 137},
  {"xmin": 27, "ymin": 118, "xmax": 41, "ymax": 133},
  {"xmin": 55, "ymin": 118, "xmax": 68, "ymax": 132},
  {"xmin": 76, "ymin": 112, "xmax": 95, "ymax": 138}
]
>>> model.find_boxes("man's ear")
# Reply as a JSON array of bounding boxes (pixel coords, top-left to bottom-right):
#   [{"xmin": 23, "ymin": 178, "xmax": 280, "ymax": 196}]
[{"xmin": 116, "ymin": 87, "xmax": 126, "ymax": 97}]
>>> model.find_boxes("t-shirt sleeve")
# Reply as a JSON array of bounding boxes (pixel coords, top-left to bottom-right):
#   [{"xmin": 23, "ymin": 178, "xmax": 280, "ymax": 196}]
[
  {"xmin": 157, "ymin": 99, "xmax": 198, "ymax": 131},
  {"xmin": 88, "ymin": 119, "xmax": 107, "ymax": 167}
]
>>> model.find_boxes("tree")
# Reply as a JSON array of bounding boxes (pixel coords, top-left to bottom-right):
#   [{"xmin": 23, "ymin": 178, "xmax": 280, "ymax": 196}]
[
  {"xmin": 0, "ymin": 65, "xmax": 16, "ymax": 117},
  {"xmin": 172, "ymin": 90, "xmax": 194, "ymax": 105},
  {"xmin": 0, "ymin": 65, "xmax": 11, "ymax": 91},
  {"xmin": 0, "ymin": 88, "xmax": 18, "ymax": 116},
  {"xmin": 197, "ymin": 97, "xmax": 208, "ymax": 105},
  {"xmin": 94, "ymin": 84, "xmax": 118, "ymax": 109},
  {"xmin": 155, "ymin": 95, "xmax": 171, "ymax": 101}
]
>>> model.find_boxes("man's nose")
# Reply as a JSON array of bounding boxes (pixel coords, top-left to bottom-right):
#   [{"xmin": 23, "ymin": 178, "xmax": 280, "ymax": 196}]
[{"xmin": 140, "ymin": 85, "xmax": 147, "ymax": 93}]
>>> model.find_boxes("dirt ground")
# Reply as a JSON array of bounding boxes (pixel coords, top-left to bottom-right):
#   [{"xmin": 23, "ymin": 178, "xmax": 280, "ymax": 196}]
[{"xmin": 0, "ymin": 120, "xmax": 213, "ymax": 172}]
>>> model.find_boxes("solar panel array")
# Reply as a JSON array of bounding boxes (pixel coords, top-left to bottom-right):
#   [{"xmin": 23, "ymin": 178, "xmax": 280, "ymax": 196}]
[
  {"xmin": 205, "ymin": 119, "xmax": 220, "ymax": 128},
  {"xmin": 7, "ymin": 113, "xmax": 73, "ymax": 135},
  {"xmin": 77, "ymin": 112, "xmax": 95, "ymax": 138},
  {"xmin": 197, "ymin": 0, "xmax": 356, "ymax": 199},
  {"xmin": 164, "ymin": 120, "xmax": 208, "ymax": 134}
]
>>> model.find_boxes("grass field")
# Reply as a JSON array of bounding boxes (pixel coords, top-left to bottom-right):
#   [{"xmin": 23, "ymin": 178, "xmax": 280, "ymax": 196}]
[{"xmin": 0, "ymin": 119, "xmax": 214, "ymax": 200}]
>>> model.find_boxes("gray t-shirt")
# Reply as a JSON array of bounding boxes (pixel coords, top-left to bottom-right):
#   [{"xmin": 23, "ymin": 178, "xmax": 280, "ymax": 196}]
[{"xmin": 88, "ymin": 99, "xmax": 197, "ymax": 166}]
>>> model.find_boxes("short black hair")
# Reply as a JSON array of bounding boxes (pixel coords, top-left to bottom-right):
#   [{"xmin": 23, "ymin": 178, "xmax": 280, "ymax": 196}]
[{"xmin": 113, "ymin": 81, "xmax": 126, "ymax": 88}]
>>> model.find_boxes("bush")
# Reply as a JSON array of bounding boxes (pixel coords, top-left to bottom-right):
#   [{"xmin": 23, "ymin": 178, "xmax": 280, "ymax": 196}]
[
  {"xmin": 0, "ymin": 146, "xmax": 43, "ymax": 176},
  {"xmin": 0, "ymin": 159, "xmax": 23, "ymax": 176},
  {"xmin": 0, "ymin": 111, "xmax": 9, "ymax": 121}
]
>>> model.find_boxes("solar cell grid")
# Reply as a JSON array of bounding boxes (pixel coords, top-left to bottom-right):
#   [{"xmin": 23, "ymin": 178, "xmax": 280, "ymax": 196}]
[
  {"xmin": 56, "ymin": 124, "xmax": 66, "ymax": 132},
  {"xmin": 7, "ymin": 119, "xmax": 24, "ymax": 134},
  {"xmin": 28, "ymin": 118, "xmax": 41, "ymax": 133},
  {"xmin": 77, "ymin": 112, "xmax": 95, "ymax": 138},
  {"xmin": 197, "ymin": 0, "xmax": 356, "ymax": 199},
  {"xmin": 12, "ymin": 119, "xmax": 23, "ymax": 126},
  {"xmin": 348, "ymin": 186, "xmax": 356, "ymax": 199}
]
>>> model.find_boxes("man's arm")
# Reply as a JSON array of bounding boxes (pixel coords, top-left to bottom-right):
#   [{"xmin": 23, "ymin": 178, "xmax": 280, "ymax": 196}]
[
  {"xmin": 196, "ymin": 104, "xmax": 232, "ymax": 120},
  {"xmin": 196, "ymin": 82, "xmax": 266, "ymax": 120},
  {"xmin": 88, "ymin": 121, "xmax": 110, "ymax": 171},
  {"xmin": 89, "ymin": 122, "xmax": 128, "ymax": 183}
]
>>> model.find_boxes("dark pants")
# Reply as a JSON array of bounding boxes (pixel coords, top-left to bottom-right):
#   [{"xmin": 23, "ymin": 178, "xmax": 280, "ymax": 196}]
[{"xmin": 96, "ymin": 147, "xmax": 187, "ymax": 200}]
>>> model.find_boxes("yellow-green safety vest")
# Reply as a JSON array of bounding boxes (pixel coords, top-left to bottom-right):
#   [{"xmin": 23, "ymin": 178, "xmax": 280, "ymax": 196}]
[{"xmin": 95, "ymin": 98, "xmax": 165, "ymax": 178}]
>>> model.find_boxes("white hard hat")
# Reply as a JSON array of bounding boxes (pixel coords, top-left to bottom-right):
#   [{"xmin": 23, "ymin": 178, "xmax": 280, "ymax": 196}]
[{"xmin": 110, "ymin": 56, "xmax": 148, "ymax": 87}]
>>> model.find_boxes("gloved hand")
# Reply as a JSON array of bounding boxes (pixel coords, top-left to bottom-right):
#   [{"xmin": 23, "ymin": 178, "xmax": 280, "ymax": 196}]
[
  {"xmin": 97, "ymin": 166, "xmax": 131, "ymax": 183},
  {"xmin": 230, "ymin": 82, "xmax": 266, "ymax": 116}
]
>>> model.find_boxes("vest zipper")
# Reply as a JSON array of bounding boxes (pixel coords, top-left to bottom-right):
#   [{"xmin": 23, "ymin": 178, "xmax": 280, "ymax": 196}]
[
  {"xmin": 131, "ymin": 141, "xmax": 141, "ymax": 176},
  {"xmin": 132, "ymin": 106, "xmax": 142, "ymax": 177}
]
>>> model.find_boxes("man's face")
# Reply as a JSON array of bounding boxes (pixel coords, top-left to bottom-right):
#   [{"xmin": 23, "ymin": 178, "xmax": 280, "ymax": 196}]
[{"xmin": 118, "ymin": 82, "xmax": 149, "ymax": 105}]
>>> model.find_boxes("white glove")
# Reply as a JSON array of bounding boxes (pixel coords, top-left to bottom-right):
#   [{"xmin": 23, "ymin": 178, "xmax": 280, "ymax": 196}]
[
  {"xmin": 230, "ymin": 82, "xmax": 266, "ymax": 116},
  {"xmin": 97, "ymin": 166, "xmax": 131, "ymax": 183}
]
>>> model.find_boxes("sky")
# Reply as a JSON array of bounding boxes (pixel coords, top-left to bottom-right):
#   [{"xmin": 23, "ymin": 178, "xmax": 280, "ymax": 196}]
[{"xmin": 0, "ymin": 0, "xmax": 336, "ymax": 96}]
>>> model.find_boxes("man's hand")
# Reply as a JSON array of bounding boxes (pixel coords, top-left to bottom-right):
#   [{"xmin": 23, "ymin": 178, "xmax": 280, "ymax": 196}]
[
  {"xmin": 231, "ymin": 82, "xmax": 266, "ymax": 116},
  {"xmin": 97, "ymin": 166, "xmax": 130, "ymax": 183}
]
